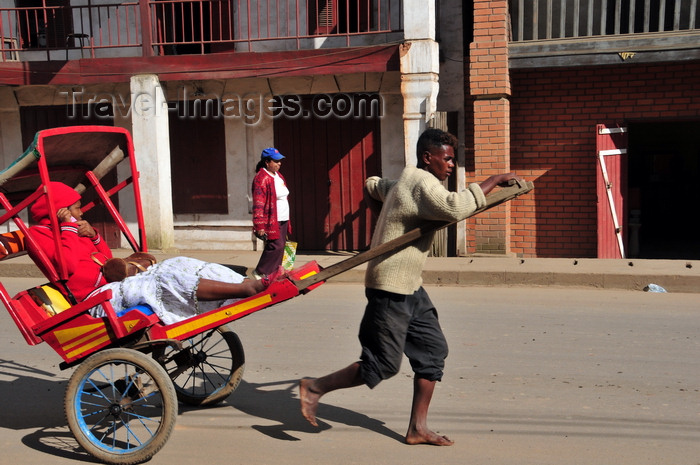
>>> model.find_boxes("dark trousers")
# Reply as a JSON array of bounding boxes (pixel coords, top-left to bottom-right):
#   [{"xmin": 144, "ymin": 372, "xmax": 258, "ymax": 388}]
[
  {"xmin": 254, "ymin": 221, "xmax": 288, "ymax": 276},
  {"xmin": 357, "ymin": 287, "xmax": 448, "ymax": 389}
]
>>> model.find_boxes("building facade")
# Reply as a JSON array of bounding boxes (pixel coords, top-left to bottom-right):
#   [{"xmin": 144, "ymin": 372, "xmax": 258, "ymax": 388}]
[
  {"xmin": 2, "ymin": 0, "xmax": 699, "ymax": 259},
  {"xmin": 1, "ymin": 0, "xmax": 455, "ymax": 253},
  {"xmin": 470, "ymin": 0, "xmax": 700, "ymax": 259}
]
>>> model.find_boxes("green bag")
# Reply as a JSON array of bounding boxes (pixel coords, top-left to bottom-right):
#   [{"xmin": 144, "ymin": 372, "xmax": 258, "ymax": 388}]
[{"xmin": 282, "ymin": 241, "xmax": 297, "ymax": 271}]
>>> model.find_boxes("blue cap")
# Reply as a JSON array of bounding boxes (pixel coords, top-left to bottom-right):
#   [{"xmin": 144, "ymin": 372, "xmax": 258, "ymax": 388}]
[{"xmin": 261, "ymin": 147, "xmax": 285, "ymax": 161}]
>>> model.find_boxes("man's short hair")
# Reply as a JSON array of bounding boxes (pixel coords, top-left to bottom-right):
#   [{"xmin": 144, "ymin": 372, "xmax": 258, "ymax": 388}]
[{"xmin": 416, "ymin": 128, "xmax": 458, "ymax": 168}]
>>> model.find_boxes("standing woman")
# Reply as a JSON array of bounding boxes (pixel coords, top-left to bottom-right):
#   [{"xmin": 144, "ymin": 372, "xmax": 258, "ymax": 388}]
[{"xmin": 251, "ymin": 147, "xmax": 292, "ymax": 278}]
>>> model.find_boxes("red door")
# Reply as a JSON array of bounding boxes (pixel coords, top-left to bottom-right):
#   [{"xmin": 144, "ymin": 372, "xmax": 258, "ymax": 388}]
[
  {"xmin": 596, "ymin": 124, "xmax": 628, "ymax": 258},
  {"xmin": 274, "ymin": 97, "xmax": 381, "ymax": 251},
  {"xmin": 168, "ymin": 100, "xmax": 228, "ymax": 214}
]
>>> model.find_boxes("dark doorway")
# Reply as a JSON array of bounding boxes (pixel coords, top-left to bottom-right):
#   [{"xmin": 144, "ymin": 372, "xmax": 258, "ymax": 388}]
[
  {"xmin": 168, "ymin": 99, "xmax": 228, "ymax": 214},
  {"xmin": 627, "ymin": 120, "xmax": 700, "ymax": 259}
]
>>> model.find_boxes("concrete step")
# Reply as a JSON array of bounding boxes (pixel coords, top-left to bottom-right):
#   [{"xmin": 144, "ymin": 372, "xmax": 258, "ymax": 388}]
[{"xmin": 173, "ymin": 228, "xmax": 260, "ymax": 251}]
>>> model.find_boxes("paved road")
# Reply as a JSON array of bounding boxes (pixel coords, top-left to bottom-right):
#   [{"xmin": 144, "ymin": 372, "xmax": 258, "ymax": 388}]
[{"xmin": 1, "ymin": 278, "xmax": 699, "ymax": 465}]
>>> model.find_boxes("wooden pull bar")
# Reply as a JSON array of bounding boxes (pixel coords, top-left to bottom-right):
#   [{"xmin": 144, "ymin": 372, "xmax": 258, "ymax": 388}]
[{"xmin": 293, "ymin": 180, "xmax": 534, "ymax": 291}]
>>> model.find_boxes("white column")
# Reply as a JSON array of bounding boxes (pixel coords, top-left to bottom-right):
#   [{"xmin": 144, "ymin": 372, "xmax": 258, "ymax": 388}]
[
  {"xmin": 129, "ymin": 74, "xmax": 174, "ymax": 250},
  {"xmin": 396, "ymin": 0, "xmax": 440, "ymax": 163},
  {"xmin": 399, "ymin": 40, "xmax": 440, "ymax": 164},
  {"xmin": 403, "ymin": 0, "xmax": 436, "ymax": 39}
]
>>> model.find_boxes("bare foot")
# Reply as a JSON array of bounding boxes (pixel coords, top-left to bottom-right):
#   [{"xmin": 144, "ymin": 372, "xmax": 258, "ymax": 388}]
[
  {"xmin": 250, "ymin": 278, "xmax": 267, "ymax": 293},
  {"xmin": 405, "ymin": 427, "xmax": 454, "ymax": 446},
  {"xmin": 299, "ymin": 378, "xmax": 321, "ymax": 427}
]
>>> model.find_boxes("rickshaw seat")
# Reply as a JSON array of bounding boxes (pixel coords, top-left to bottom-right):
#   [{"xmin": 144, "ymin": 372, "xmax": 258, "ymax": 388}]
[
  {"xmin": 25, "ymin": 284, "xmax": 155, "ymax": 321},
  {"xmin": 27, "ymin": 284, "xmax": 72, "ymax": 316},
  {"xmin": 0, "ymin": 227, "xmax": 157, "ymax": 345},
  {"xmin": 1, "ymin": 229, "xmax": 155, "ymax": 317},
  {"xmin": 12, "ymin": 284, "xmax": 158, "ymax": 347},
  {"xmin": 27, "ymin": 285, "xmax": 154, "ymax": 319}
]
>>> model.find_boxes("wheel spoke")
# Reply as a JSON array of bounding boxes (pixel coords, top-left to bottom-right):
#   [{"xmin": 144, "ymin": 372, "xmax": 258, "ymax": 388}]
[{"xmin": 157, "ymin": 325, "xmax": 244, "ymax": 406}]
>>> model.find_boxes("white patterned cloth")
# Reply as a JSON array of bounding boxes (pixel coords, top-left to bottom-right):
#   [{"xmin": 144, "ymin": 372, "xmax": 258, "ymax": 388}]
[{"xmin": 88, "ymin": 256, "xmax": 245, "ymax": 325}]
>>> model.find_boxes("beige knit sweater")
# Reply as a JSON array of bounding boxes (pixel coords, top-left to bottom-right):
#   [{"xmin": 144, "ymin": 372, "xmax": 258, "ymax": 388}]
[{"xmin": 364, "ymin": 165, "xmax": 487, "ymax": 295}]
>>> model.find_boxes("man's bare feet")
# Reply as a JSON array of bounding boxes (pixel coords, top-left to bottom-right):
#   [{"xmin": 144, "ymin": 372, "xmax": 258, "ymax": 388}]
[
  {"xmin": 299, "ymin": 378, "xmax": 322, "ymax": 427},
  {"xmin": 405, "ymin": 427, "xmax": 454, "ymax": 446}
]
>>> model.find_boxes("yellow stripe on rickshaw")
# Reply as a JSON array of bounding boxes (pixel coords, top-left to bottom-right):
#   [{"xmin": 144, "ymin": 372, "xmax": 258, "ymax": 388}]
[
  {"xmin": 62, "ymin": 329, "xmax": 108, "ymax": 352},
  {"xmin": 165, "ymin": 293, "xmax": 273, "ymax": 339},
  {"xmin": 65, "ymin": 334, "xmax": 112, "ymax": 360},
  {"xmin": 55, "ymin": 323, "xmax": 106, "ymax": 348},
  {"xmin": 298, "ymin": 270, "xmax": 317, "ymax": 280}
]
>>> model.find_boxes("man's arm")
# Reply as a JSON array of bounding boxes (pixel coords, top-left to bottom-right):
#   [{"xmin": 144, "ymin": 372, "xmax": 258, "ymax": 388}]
[
  {"xmin": 364, "ymin": 176, "xmax": 397, "ymax": 218},
  {"xmin": 478, "ymin": 172, "xmax": 522, "ymax": 195}
]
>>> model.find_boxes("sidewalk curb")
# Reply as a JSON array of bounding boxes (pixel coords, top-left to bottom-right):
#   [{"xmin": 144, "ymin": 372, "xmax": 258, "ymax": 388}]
[{"xmin": 2, "ymin": 251, "xmax": 698, "ymax": 294}]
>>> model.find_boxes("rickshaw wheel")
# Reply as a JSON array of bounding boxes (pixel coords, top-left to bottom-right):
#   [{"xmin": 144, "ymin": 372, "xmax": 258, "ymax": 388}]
[
  {"xmin": 154, "ymin": 324, "xmax": 245, "ymax": 406},
  {"xmin": 64, "ymin": 348, "xmax": 178, "ymax": 465}
]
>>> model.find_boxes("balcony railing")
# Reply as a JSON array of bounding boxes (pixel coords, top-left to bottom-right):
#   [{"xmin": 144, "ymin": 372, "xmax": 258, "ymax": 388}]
[
  {"xmin": 0, "ymin": 0, "xmax": 402, "ymax": 62},
  {"xmin": 510, "ymin": 0, "xmax": 699, "ymax": 41}
]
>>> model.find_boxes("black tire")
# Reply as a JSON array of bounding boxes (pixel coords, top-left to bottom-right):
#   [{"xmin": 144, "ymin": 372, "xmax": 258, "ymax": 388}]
[
  {"xmin": 155, "ymin": 324, "xmax": 245, "ymax": 406},
  {"xmin": 64, "ymin": 348, "xmax": 178, "ymax": 465}
]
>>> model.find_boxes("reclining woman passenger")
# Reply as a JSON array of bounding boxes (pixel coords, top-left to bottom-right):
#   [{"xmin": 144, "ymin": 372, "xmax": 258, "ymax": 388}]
[{"xmin": 27, "ymin": 182, "xmax": 268, "ymax": 325}]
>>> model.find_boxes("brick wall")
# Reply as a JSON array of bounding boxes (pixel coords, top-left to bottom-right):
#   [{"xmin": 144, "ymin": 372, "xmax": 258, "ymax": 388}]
[
  {"xmin": 508, "ymin": 62, "xmax": 700, "ymax": 257},
  {"xmin": 469, "ymin": 0, "xmax": 511, "ymax": 254}
]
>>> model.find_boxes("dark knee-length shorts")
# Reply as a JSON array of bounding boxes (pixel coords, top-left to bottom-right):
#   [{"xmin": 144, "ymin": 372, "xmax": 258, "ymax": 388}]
[{"xmin": 358, "ymin": 286, "xmax": 449, "ymax": 389}]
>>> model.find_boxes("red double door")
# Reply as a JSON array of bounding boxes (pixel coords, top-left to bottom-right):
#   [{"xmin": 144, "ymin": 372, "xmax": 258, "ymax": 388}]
[{"xmin": 274, "ymin": 107, "xmax": 381, "ymax": 251}]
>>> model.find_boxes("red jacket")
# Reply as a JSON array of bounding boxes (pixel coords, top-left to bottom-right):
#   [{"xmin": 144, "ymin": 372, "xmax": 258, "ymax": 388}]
[
  {"xmin": 251, "ymin": 169, "xmax": 291, "ymax": 240},
  {"xmin": 28, "ymin": 222, "xmax": 112, "ymax": 301}
]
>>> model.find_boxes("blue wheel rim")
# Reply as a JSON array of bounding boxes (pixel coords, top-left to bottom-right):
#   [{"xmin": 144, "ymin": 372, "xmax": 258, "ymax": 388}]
[{"xmin": 72, "ymin": 359, "xmax": 166, "ymax": 454}]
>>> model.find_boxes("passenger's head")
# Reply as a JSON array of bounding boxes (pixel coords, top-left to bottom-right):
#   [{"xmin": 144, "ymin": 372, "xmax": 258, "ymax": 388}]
[{"xmin": 30, "ymin": 181, "xmax": 81, "ymax": 222}]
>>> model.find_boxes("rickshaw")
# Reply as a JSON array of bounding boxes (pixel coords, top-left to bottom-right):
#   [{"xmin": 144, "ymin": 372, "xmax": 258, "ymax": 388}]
[
  {"xmin": 0, "ymin": 125, "xmax": 533, "ymax": 464},
  {"xmin": 0, "ymin": 125, "xmax": 327, "ymax": 464}
]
